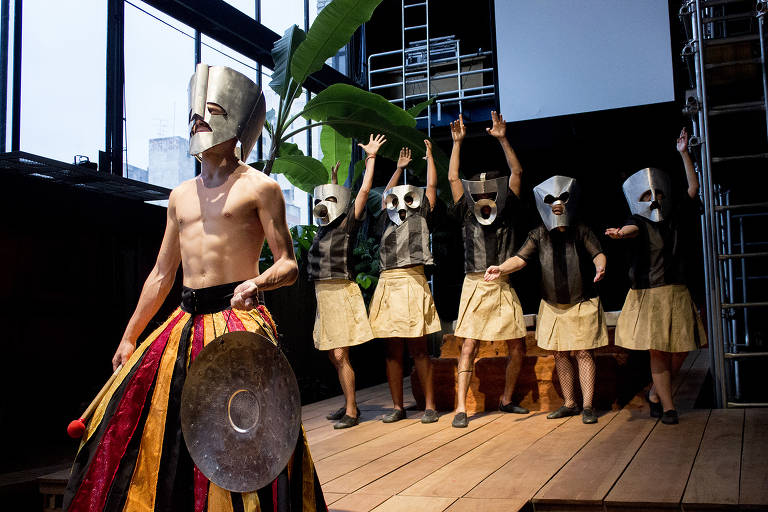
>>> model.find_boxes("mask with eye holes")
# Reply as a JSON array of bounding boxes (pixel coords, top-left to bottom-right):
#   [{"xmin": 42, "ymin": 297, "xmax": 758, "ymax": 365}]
[
  {"xmin": 622, "ymin": 168, "xmax": 672, "ymax": 223},
  {"xmin": 383, "ymin": 185, "xmax": 424, "ymax": 226},
  {"xmin": 462, "ymin": 173, "xmax": 509, "ymax": 226},
  {"xmin": 188, "ymin": 63, "xmax": 266, "ymax": 160},
  {"xmin": 533, "ymin": 175, "xmax": 580, "ymax": 231},
  {"xmin": 312, "ymin": 184, "xmax": 351, "ymax": 226}
]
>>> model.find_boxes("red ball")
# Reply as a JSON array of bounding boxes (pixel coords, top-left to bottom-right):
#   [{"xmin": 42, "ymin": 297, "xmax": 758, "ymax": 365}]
[{"xmin": 67, "ymin": 419, "xmax": 86, "ymax": 439}]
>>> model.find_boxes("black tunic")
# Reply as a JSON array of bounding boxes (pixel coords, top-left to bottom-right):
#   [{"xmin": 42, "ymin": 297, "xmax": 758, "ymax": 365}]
[
  {"xmin": 516, "ymin": 223, "xmax": 603, "ymax": 304},
  {"xmin": 377, "ymin": 198, "xmax": 434, "ymax": 270},
  {"xmin": 450, "ymin": 194, "xmax": 519, "ymax": 273},
  {"xmin": 307, "ymin": 203, "xmax": 363, "ymax": 281}
]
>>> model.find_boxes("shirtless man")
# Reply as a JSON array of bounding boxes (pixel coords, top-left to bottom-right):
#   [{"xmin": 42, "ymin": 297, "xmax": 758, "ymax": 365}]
[{"xmin": 65, "ymin": 64, "xmax": 326, "ymax": 512}]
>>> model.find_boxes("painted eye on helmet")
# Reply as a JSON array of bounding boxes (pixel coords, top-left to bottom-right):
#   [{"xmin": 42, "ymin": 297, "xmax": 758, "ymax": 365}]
[
  {"xmin": 385, "ymin": 195, "xmax": 399, "ymax": 209},
  {"xmin": 558, "ymin": 192, "xmax": 570, "ymax": 203},
  {"xmin": 544, "ymin": 194, "xmax": 556, "ymax": 204},
  {"xmin": 404, "ymin": 194, "xmax": 414, "ymax": 206},
  {"xmin": 326, "ymin": 196, "xmax": 338, "ymax": 203},
  {"xmin": 206, "ymin": 102, "xmax": 227, "ymax": 116},
  {"xmin": 640, "ymin": 190, "xmax": 653, "ymax": 202},
  {"xmin": 314, "ymin": 198, "xmax": 322, "ymax": 206}
]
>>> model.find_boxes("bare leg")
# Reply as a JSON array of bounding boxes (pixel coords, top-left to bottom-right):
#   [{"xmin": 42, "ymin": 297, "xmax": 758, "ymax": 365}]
[
  {"xmin": 328, "ymin": 347, "xmax": 357, "ymax": 417},
  {"xmin": 501, "ymin": 338, "xmax": 525, "ymax": 405},
  {"xmin": 408, "ymin": 336, "xmax": 436, "ymax": 410},
  {"xmin": 649, "ymin": 350, "xmax": 675, "ymax": 411},
  {"xmin": 455, "ymin": 338, "xmax": 479, "ymax": 414},
  {"xmin": 554, "ymin": 351, "xmax": 578, "ymax": 408},
  {"xmin": 651, "ymin": 351, "xmax": 688, "ymax": 402},
  {"xmin": 386, "ymin": 338, "xmax": 405, "ymax": 410},
  {"xmin": 575, "ymin": 350, "xmax": 596, "ymax": 409}
]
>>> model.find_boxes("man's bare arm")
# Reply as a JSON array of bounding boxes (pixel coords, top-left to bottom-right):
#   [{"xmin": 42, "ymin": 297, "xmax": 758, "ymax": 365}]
[
  {"xmin": 112, "ymin": 191, "xmax": 182, "ymax": 369},
  {"xmin": 448, "ymin": 115, "xmax": 466, "ymax": 203},
  {"xmin": 484, "ymin": 255, "xmax": 527, "ymax": 281},
  {"xmin": 424, "ymin": 139, "xmax": 438, "ymax": 210},
  {"xmin": 486, "ymin": 111, "xmax": 522, "ymax": 197},
  {"xmin": 677, "ymin": 127, "xmax": 699, "ymax": 199},
  {"xmin": 355, "ymin": 134, "xmax": 386, "ymax": 219}
]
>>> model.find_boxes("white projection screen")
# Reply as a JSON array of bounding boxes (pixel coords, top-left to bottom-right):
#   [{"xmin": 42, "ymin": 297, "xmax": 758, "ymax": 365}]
[{"xmin": 494, "ymin": 1, "xmax": 675, "ymax": 121}]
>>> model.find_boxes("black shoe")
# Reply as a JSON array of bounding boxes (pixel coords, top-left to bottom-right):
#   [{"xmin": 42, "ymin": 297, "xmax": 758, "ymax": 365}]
[
  {"xmin": 661, "ymin": 409, "xmax": 679, "ymax": 425},
  {"xmin": 421, "ymin": 409, "xmax": 439, "ymax": 424},
  {"xmin": 452, "ymin": 412, "xmax": 468, "ymax": 428},
  {"xmin": 547, "ymin": 405, "xmax": 580, "ymax": 419},
  {"xmin": 382, "ymin": 408, "xmax": 406, "ymax": 423},
  {"xmin": 582, "ymin": 408, "xmax": 598, "ymax": 424},
  {"xmin": 646, "ymin": 392, "xmax": 663, "ymax": 418},
  {"xmin": 326, "ymin": 406, "xmax": 346, "ymax": 421},
  {"xmin": 499, "ymin": 401, "xmax": 529, "ymax": 414},
  {"xmin": 333, "ymin": 414, "xmax": 360, "ymax": 429}
]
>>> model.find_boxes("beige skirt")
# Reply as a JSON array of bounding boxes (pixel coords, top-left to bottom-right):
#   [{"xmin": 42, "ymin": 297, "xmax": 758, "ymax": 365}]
[
  {"xmin": 536, "ymin": 297, "xmax": 609, "ymax": 351},
  {"xmin": 615, "ymin": 284, "xmax": 706, "ymax": 352},
  {"xmin": 313, "ymin": 279, "xmax": 374, "ymax": 350},
  {"xmin": 368, "ymin": 266, "xmax": 441, "ymax": 338},
  {"xmin": 454, "ymin": 272, "xmax": 527, "ymax": 341}
]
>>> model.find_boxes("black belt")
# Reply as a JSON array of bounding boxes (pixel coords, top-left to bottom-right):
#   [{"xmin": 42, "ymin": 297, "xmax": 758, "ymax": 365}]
[{"xmin": 180, "ymin": 281, "xmax": 240, "ymax": 315}]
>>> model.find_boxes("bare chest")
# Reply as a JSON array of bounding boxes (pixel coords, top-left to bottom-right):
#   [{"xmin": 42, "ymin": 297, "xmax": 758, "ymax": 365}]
[{"xmin": 175, "ymin": 185, "xmax": 258, "ymax": 232}]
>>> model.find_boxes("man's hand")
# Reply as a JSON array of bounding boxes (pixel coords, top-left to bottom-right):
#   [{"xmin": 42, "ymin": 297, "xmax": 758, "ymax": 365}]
[
  {"xmin": 112, "ymin": 340, "xmax": 135, "ymax": 371},
  {"xmin": 450, "ymin": 114, "xmax": 466, "ymax": 144},
  {"xmin": 676, "ymin": 127, "xmax": 689, "ymax": 154},
  {"xmin": 330, "ymin": 161, "xmax": 341, "ymax": 184},
  {"xmin": 423, "ymin": 139, "xmax": 433, "ymax": 160},
  {"xmin": 397, "ymin": 147, "xmax": 412, "ymax": 169},
  {"xmin": 484, "ymin": 266, "xmax": 502, "ymax": 281},
  {"xmin": 231, "ymin": 280, "xmax": 259, "ymax": 310},
  {"xmin": 358, "ymin": 133, "xmax": 387, "ymax": 157},
  {"xmin": 594, "ymin": 266, "xmax": 606, "ymax": 283},
  {"xmin": 486, "ymin": 110, "xmax": 506, "ymax": 139},
  {"xmin": 605, "ymin": 228, "xmax": 622, "ymax": 240}
]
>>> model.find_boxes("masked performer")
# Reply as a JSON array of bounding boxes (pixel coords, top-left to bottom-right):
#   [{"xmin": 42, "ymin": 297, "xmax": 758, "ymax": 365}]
[
  {"xmin": 308, "ymin": 134, "xmax": 385, "ymax": 429},
  {"xmin": 486, "ymin": 176, "xmax": 608, "ymax": 424},
  {"xmin": 368, "ymin": 140, "xmax": 440, "ymax": 424},
  {"xmin": 447, "ymin": 112, "xmax": 530, "ymax": 428},
  {"xmin": 65, "ymin": 64, "xmax": 326, "ymax": 511},
  {"xmin": 606, "ymin": 127, "xmax": 706, "ymax": 425}
]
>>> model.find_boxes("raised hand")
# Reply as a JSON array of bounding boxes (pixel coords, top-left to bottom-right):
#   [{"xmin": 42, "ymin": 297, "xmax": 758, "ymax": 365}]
[
  {"xmin": 423, "ymin": 139, "xmax": 433, "ymax": 160},
  {"xmin": 676, "ymin": 127, "xmax": 689, "ymax": 154},
  {"xmin": 450, "ymin": 114, "xmax": 466, "ymax": 143},
  {"xmin": 397, "ymin": 147, "xmax": 412, "ymax": 169},
  {"xmin": 358, "ymin": 133, "xmax": 387, "ymax": 157},
  {"xmin": 330, "ymin": 160, "xmax": 341, "ymax": 184},
  {"xmin": 484, "ymin": 266, "xmax": 502, "ymax": 282},
  {"xmin": 486, "ymin": 110, "xmax": 506, "ymax": 139}
]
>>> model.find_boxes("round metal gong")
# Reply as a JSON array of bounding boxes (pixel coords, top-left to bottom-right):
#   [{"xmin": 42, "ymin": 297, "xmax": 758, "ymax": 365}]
[{"xmin": 181, "ymin": 330, "xmax": 301, "ymax": 493}]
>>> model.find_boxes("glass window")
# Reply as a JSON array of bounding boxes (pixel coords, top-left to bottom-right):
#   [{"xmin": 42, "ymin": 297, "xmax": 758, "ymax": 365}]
[
  {"xmin": 18, "ymin": 0, "xmax": 106, "ymax": 165},
  {"xmin": 124, "ymin": 2, "xmax": 195, "ymax": 188},
  {"xmin": 223, "ymin": 0, "xmax": 256, "ymax": 18},
  {"xmin": 262, "ymin": 0, "xmax": 305, "ymax": 34}
]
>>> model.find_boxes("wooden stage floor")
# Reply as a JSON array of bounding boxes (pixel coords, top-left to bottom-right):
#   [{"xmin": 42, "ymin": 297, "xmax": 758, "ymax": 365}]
[{"xmin": 303, "ymin": 350, "xmax": 768, "ymax": 512}]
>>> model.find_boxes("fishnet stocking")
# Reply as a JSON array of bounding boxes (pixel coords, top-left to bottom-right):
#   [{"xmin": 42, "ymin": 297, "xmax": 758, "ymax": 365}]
[
  {"xmin": 575, "ymin": 350, "xmax": 596, "ymax": 409},
  {"xmin": 553, "ymin": 352, "xmax": 577, "ymax": 408}
]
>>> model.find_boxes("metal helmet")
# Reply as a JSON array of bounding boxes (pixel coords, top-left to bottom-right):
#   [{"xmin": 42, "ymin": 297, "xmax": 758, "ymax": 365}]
[
  {"xmin": 383, "ymin": 184, "xmax": 424, "ymax": 226},
  {"xmin": 188, "ymin": 64, "xmax": 266, "ymax": 160},
  {"xmin": 622, "ymin": 168, "xmax": 672, "ymax": 222},
  {"xmin": 461, "ymin": 173, "xmax": 509, "ymax": 226},
  {"xmin": 533, "ymin": 175, "xmax": 580, "ymax": 230},
  {"xmin": 312, "ymin": 184, "xmax": 352, "ymax": 226}
]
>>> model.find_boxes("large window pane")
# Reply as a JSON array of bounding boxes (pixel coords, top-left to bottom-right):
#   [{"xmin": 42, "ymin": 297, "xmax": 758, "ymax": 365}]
[
  {"xmin": 223, "ymin": 0, "xmax": 256, "ymax": 18},
  {"xmin": 125, "ymin": 3, "xmax": 195, "ymax": 187},
  {"xmin": 19, "ymin": 0, "xmax": 106, "ymax": 165},
  {"xmin": 262, "ymin": 0, "xmax": 305, "ymax": 34}
]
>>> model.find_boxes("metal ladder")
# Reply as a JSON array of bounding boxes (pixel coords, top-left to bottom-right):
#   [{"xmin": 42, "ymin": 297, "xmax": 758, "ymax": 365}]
[{"xmin": 681, "ymin": 0, "xmax": 768, "ymax": 407}]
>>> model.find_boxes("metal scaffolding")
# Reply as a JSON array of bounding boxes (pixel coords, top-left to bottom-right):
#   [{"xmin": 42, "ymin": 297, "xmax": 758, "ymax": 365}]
[{"xmin": 680, "ymin": 0, "xmax": 768, "ymax": 408}]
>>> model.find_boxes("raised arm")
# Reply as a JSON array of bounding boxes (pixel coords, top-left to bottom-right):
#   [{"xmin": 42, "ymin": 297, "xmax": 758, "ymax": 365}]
[
  {"xmin": 382, "ymin": 147, "xmax": 411, "ymax": 209},
  {"xmin": 486, "ymin": 111, "xmax": 522, "ymax": 197},
  {"xmin": 231, "ymin": 177, "xmax": 298, "ymax": 310},
  {"xmin": 677, "ymin": 127, "xmax": 699, "ymax": 199},
  {"xmin": 448, "ymin": 115, "xmax": 467, "ymax": 203},
  {"xmin": 424, "ymin": 139, "xmax": 438, "ymax": 210},
  {"xmin": 112, "ymin": 191, "xmax": 182, "ymax": 370},
  {"xmin": 330, "ymin": 160, "xmax": 341, "ymax": 185},
  {"xmin": 355, "ymin": 134, "xmax": 386, "ymax": 220},
  {"xmin": 484, "ymin": 256, "xmax": 527, "ymax": 281}
]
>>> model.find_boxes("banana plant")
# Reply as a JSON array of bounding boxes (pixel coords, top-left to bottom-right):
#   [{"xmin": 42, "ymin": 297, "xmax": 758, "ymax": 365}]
[{"xmin": 254, "ymin": 0, "xmax": 450, "ymax": 199}]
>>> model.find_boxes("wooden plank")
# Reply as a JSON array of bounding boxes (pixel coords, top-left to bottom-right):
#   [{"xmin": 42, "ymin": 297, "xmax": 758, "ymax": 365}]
[
  {"xmin": 302, "ymin": 382, "xmax": 387, "ymax": 419},
  {"xmin": 465, "ymin": 410, "xmax": 620, "ymax": 510},
  {"xmin": 682, "ymin": 408, "xmax": 743, "ymax": 511},
  {"xmin": 533, "ymin": 405, "xmax": 658, "ymax": 509},
  {"xmin": 328, "ymin": 493, "xmax": 391, "ymax": 512},
  {"xmin": 740, "ymin": 408, "xmax": 768, "ymax": 509},
  {"xmin": 322, "ymin": 413, "xmax": 501, "ymax": 494},
  {"xmin": 674, "ymin": 349, "xmax": 709, "ymax": 410},
  {"xmin": 323, "ymin": 492, "xmax": 346, "ymax": 505},
  {"xmin": 354, "ymin": 412, "xmax": 522, "ymax": 496},
  {"xmin": 316, "ymin": 414, "xmax": 452, "ymax": 483},
  {"xmin": 370, "ymin": 496, "xmax": 457, "ymax": 512},
  {"xmin": 400, "ymin": 412, "xmax": 564, "ymax": 498},
  {"xmin": 310, "ymin": 417, "xmax": 421, "ymax": 461},
  {"xmin": 604, "ymin": 409, "xmax": 710, "ymax": 509},
  {"xmin": 445, "ymin": 497, "xmax": 535, "ymax": 512}
]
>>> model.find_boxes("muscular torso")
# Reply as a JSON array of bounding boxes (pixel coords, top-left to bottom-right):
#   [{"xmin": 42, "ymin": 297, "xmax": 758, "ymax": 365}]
[{"xmin": 173, "ymin": 167, "xmax": 266, "ymax": 289}]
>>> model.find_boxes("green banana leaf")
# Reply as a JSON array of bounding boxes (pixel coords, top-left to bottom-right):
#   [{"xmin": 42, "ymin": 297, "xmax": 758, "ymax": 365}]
[
  {"xmin": 291, "ymin": 0, "xmax": 383, "ymax": 88},
  {"xmin": 302, "ymin": 83, "xmax": 415, "ymax": 128},
  {"xmin": 351, "ymin": 158, "xmax": 365, "ymax": 188},
  {"xmin": 320, "ymin": 125, "xmax": 352, "ymax": 185},
  {"xmin": 407, "ymin": 97, "xmax": 436, "ymax": 118},
  {"xmin": 269, "ymin": 25, "xmax": 306, "ymax": 98},
  {"xmin": 271, "ymin": 155, "xmax": 329, "ymax": 193}
]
